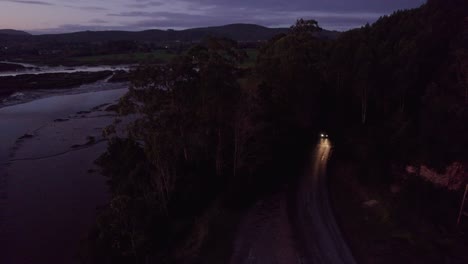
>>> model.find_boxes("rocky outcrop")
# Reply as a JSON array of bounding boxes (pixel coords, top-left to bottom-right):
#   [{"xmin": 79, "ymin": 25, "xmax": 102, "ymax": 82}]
[{"xmin": 406, "ymin": 162, "xmax": 468, "ymax": 191}]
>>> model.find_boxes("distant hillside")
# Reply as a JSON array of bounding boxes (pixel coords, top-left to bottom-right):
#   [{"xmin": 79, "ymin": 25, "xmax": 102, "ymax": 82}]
[
  {"xmin": 179, "ymin": 24, "xmax": 289, "ymax": 41},
  {"xmin": 0, "ymin": 24, "xmax": 339, "ymax": 43},
  {"xmin": 32, "ymin": 24, "xmax": 289, "ymax": 43},
  {"xmin": 0, "ymin": 24, "xmax": 338, "ymax": 43},
  {"xmin": 0, "ymin": 29, "xmax": 31, "ymax": 36}
]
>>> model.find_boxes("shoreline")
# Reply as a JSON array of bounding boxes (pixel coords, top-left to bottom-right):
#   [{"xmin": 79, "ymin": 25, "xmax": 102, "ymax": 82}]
[
  {"xmin": 0, "ymin": 85, "xmax": 128, "ymax": 263},
  {"xmin": 0, "ymin": 73, "xmax": 130, "ymax": 109},
  {"xmin": 0, "ymin": 81, "xmax": 128, "ymax": 109}
]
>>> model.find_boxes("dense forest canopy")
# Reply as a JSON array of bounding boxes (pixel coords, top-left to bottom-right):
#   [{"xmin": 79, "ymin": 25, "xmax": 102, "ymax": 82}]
[{"xmin": 82, "ymin": 0, "xmax": 468, "ymax": 262}]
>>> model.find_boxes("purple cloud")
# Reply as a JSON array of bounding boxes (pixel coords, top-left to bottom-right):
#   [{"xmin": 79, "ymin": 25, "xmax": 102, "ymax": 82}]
[{"xmin": 1, "ymin": 0, "xmax": 426, "ymax": 33}]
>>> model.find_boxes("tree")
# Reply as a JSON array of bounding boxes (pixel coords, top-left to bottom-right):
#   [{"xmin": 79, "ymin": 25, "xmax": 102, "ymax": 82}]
[
  {"xmin": 290, "ymin": 18, "xmax": 322, "ymax": 35},
  {"xmin": 86, "ymin": 38, "xmax": 245, "ymax": 263}
]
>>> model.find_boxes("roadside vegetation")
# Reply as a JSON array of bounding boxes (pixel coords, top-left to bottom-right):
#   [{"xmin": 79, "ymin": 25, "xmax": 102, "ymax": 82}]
[{"xmin": 81, "ymin": 0, "xmax": 467, "ymax": 263}]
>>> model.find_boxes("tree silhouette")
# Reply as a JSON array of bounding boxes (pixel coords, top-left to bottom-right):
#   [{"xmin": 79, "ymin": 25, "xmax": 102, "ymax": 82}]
[{"xmin": 290, "ymin": 18, "xmax": 322, "ymax": 35}]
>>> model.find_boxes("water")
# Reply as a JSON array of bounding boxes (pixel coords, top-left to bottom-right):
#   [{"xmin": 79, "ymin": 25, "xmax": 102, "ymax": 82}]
[
  {"xmin": 0, "ymin": 85, "xmax": 128, "ymax": 263},
  {"xmin": 0, "ymin": 77, "xmax": 126, "ymax": 108},
  {"xmin": 0, "ymin": 61, "xmax": 132, "ymax": 77}
]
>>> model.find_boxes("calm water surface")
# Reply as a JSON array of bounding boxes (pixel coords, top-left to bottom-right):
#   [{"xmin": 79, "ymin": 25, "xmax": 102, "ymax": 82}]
[
  {"xmin": 0, "ymin": 61, "xmax": 131, "ymax": 77},
  {"xmin": 0, "ymin": 86, "xmax": 127, "ymax": 263}
]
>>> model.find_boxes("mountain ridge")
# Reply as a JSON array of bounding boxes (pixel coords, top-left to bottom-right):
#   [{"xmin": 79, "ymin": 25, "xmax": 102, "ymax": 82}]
[
  {"xmin": 1, "ymin": 24, "xmax": 339, "ymax": 42},
  {"xmin": 0, "ymin": 29, "xmax": 31, "ymax": 36}
]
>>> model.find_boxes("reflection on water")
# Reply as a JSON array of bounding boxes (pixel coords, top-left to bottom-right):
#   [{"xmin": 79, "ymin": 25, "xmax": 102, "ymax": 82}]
[
  {"xmin": 1, "ymin": 78, "xmax": 127, "ymax": 108},
  {"xmin": 0, "ymin": 86, "xmax": 128, "ymax": 263},
  {"xmin": 0, "ymin": 61, "xmax": 132, "ymax": 77},
  {"xmin": 0, "ymin": 87, "xmax": 127, "ymax": 162}
]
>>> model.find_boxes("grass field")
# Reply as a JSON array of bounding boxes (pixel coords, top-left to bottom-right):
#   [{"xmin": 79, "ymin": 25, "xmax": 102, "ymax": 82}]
[
  {"xmin": 70, "ymin": 48, "xmax": 259, "ymax": 67},
  {"xmin": 242, "ymin": 49, "xmax": 259, "ymax": 68},
  {"xmin": 72, "ymin": 50, "xmax": 177, "ymax": 64},
  {"xmin": 11, "ymin": 48, "xmax": 260, "ymax": 67}
]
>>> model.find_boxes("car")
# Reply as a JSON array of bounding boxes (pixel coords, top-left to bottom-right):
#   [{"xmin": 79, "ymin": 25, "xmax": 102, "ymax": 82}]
[{"xmin": 320, "ymin": 133, "xmax": 329, "ymax": 138}]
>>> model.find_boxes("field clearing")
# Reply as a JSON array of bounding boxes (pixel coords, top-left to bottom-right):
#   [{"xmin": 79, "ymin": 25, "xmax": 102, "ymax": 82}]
[
  {"xmin": 72, "ymin": 50, "xmax": 177, "ymax": 64},
  {"xmin": 242, "ymin": 49, "xmax": 259, "ymax": 68}
]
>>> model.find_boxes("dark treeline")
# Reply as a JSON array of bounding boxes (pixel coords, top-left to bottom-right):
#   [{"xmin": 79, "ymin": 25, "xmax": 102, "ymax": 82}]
[
  {"xmin": 0, "ymin": 24, "xmax": 289, "ymax": 62},
  {"xmin": 326, "ymin": 0, "xmax": 467, "ymax": 171},
  {"xmin": 81, "ymin": 0, "xmax": 467, "ymax": 263}
]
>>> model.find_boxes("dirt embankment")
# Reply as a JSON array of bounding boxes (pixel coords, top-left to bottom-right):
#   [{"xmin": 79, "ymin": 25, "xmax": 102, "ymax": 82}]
[
  {"xmin": 0, "ymin": 71, "xmax": 113, "ymax": 98},
  {"xmin": 229, "ymin": 192, "xmax": 301, "ymax": 264}
]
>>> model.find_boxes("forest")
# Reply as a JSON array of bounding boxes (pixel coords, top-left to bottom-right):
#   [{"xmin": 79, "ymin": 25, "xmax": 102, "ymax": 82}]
[{"xmin": 80, "ymin": 0, "xmax": 468, "ymax": 263}]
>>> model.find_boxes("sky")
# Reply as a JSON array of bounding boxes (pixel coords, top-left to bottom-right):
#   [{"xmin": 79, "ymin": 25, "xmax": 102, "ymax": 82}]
[{"xmin": 0, "ymin": 0, "xmax": 426, "ymax": 33}]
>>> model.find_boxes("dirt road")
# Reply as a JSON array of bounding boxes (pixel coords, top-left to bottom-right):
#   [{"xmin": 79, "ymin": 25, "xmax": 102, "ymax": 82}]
[{"xmin": 230, "ymin": 139, "xmax": 356, "ymax": 264}]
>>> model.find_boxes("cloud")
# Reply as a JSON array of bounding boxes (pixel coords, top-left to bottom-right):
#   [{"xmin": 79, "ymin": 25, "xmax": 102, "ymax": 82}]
[
  {"xmin": 76, "ymin": 6, "xmax": 109, "ymax": 11},
  {"xmin": 89, "ymin": 19, "xmax": 108, "ymax": 24},
  {"xmin": 108, "ymin": 11, "xmax": 154, "ymax": 17},
  {"xmin": 4, "ymin": 0, "xmax": 426, "ymax": 32},
  {"xmin": 105, "ymin": 0, "xmax": 423, "ymax": 31},
  {"xmin": 126, "ymin": 0, "xmax": 164, "ymax": 9},
  {"xmin": 165, "ymin": 0, "xmax": 425, "ymax": 13},
  {"xmin": 63, "ymin": 5, "xmax": 109, "ymax": 11},
  {"xmin": 106, "ymin": 8, "xmax": 384, "ymax": 31},
  {"xmin": 1, "ymin": 0, "xmax": 53, "ymax": 5}
]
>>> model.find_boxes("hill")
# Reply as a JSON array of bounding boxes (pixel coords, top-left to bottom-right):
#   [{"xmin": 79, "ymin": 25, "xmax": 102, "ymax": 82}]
[
  {"xmin": 180, "ymin": 24, "xmax": 289, "ymax": 41},
  {"xmin": 33, "ymin": 24, "xmax": 289, "ymax": 43},
  {"xmin": 0, "ymin": 29, "xmax": 31, "ymax": 36},
  {"xmin": 0, "ymin": 24, "xmax": 339, "ymax": 43}
]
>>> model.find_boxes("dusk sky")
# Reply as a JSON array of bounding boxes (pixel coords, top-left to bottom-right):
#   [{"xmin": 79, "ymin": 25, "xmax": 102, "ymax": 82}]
[{"xmin": 0, "ymin": 0, "xmax": 426, "ymax": 33}]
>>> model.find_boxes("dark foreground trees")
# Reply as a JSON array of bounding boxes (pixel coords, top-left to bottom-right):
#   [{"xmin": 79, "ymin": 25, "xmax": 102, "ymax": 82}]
[
  {"xmin": 82, "ymin": 1, "xmax": 468, "ymax": 262},
  {"xmin": 82, "ymin": 38, "xmax": 244, "ymax": 263},
  {"xmin": 326, "ymin": 0, "xmax": 468, "ymax": 169},
  {"xmin": 82, "ymin": 21, "xmax": 328, "ymax": 262}
]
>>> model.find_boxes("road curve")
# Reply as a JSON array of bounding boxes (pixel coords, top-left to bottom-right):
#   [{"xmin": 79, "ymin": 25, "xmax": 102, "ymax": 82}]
[
  {"xmin": 230, "ymin": 138, "xmax": 356, "ymax": 264},
  {"xmin": 292, "ymin": 138, "xmax": 357, "ymax": 264}
]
